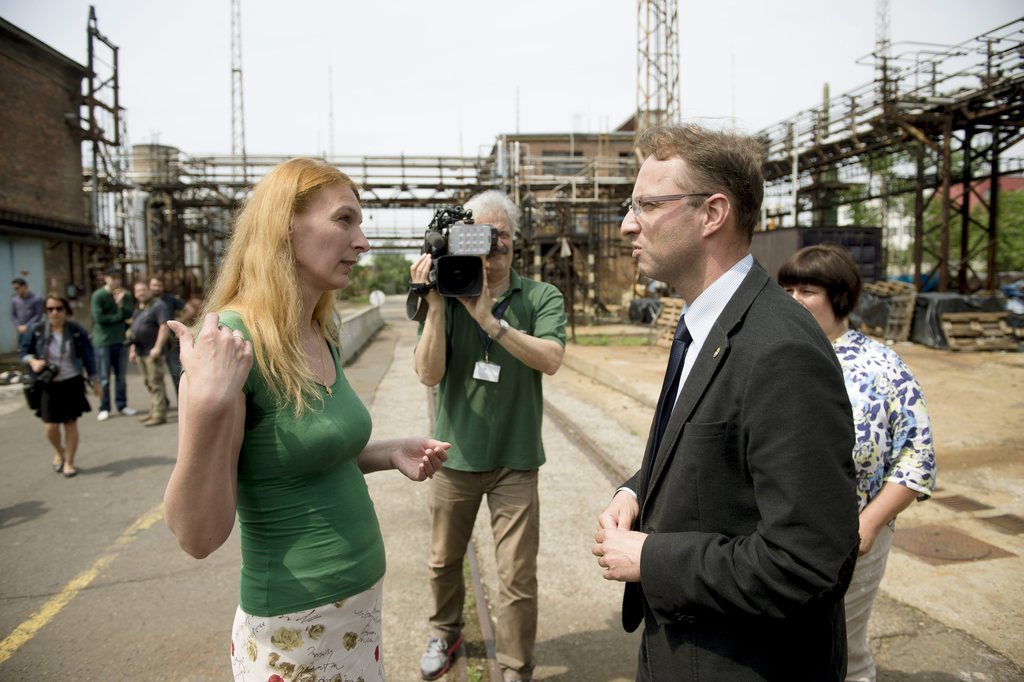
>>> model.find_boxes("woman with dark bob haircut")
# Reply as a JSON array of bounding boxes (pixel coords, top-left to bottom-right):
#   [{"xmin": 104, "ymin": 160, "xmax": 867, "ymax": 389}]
[
  {"xmin": 19, "ymin": 293, "xmax": 101, "ymax": 477},
  {"xmin": 778, "ymin": 244, "xmax": 936, "ymax": 682}
]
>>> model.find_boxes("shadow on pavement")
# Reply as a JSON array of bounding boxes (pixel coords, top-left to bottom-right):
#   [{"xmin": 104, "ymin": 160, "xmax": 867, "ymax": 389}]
[
  {"xmin": 533, "ymin": 615, "xmax": 640, "ymax": 681},
  {"xmin": 879, "ymin": 672, "xmax": 977, "ymax": 681},
  {"xmin": 0, "ymin": 499, "xmax": 49, "ymax": 529},
  {"xmin": 78, "ymin": 455, "xmax": 176, "ymax": 478}
]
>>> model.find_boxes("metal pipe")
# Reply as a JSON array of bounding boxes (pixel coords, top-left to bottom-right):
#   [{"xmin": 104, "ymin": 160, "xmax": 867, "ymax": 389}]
[
  {"xmin": 791, "ymin": 147, "xmax": 799, "ymax": 228},
  {"xmin": 914, "ymin": 143, "xmax": 924, "ymax": 290},
  {"xmin": 939, "ymin": 117, "xmax": 952, "ymax": 291},
  {"xmin": 988, "ymin": 126, "xmax": 1000, "ymax": 290},
  {"xmin": 760, "ymin": 180, "xmax": 767, "ymax": 231},
  {"xmin": 958, "ymin": 127, "xmax": 973, "ymax": 293}
]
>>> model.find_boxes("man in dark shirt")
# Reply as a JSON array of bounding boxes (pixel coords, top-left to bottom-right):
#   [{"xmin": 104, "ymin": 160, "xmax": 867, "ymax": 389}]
[
  {"xmin": 129, "ymin": 281, "xmax": 170, "ymax": 426},
  {"xmin": 148, "ymin": 276, "xmax": 184, "ymax": 396},
  {"xmin": 10, "ymin": 277, "xmax": 44, "ymax": 342}
]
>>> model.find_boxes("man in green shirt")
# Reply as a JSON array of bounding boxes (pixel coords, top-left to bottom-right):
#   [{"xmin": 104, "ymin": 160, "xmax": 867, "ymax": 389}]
[
  {"xmin": 411, "ymin": 191, "xmax": 567, "ymax": 682},
  {"xmin": 90, "ymin": 267, "xmax": 138, "ymax": 421}
]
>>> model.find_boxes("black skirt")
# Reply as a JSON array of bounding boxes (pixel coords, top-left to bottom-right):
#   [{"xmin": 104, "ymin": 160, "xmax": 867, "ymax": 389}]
[{"xmin": 37, "ymin": 375, "xmax": 92, "ymax": 424}]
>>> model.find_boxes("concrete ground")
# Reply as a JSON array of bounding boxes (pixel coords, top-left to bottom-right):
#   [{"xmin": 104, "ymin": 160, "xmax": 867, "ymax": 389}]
[
  {"xmin": 358, "ymin": 305, "xmax": 644, "ymax": 681},
  {"xmin": 0, "ymin": 300, "xmax": 1020, "ymax": 680},
  {"xmin": 562, "ymin": 325, "xmax": 1024, "ymax": 680}
]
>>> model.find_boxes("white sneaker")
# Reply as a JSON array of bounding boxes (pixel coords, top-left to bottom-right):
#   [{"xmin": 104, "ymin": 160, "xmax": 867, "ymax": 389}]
[
  {"xmin": 420, "ymin": 635, "xmax": 462, "ymax": 680},
  {"xmin": 97, "ymin": 410, "xmax": 110, "ymax": 421},
  {"xmin": 119, "ymin": 407, "xmax": 139, "ymax": 416}
]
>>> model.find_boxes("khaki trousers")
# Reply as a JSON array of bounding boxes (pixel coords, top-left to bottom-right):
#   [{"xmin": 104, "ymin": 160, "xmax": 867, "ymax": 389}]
[
  {"xmin": 137, "ymin": 354, "xmax": 167, "ymax": 420},
  {"xmin": 844, "ymin": 522, "xmax": 894, "ymax": 682},
  {"xmin": 428, "ymin": 467, "xmax": 540, "ymax": 679}
]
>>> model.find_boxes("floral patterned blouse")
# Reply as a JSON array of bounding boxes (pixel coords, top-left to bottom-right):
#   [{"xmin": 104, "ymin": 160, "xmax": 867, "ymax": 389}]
[{"xmin": 833, "ymin": 329, "xmax": 936, "ymax": 511}]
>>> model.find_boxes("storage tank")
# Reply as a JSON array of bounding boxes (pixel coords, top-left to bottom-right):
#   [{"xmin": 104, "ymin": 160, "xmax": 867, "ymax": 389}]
[{"xmin": 130, "ymin": 144, "xmax": 181, "ymax": 184}]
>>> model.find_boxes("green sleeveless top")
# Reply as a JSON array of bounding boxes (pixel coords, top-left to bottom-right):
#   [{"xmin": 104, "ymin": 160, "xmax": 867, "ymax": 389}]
[{"xmin": 218, "ymin": 312, "xmax": 385, "ymax": 617}]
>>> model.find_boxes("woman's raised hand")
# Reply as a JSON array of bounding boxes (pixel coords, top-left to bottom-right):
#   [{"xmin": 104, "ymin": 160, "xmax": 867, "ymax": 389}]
[{"xmin": 167, "ymin": 313, "xmax": 253, "ymax": 405}]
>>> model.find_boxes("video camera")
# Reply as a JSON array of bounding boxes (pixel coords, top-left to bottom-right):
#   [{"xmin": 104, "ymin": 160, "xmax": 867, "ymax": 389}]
[
  {"xmin": 421, "ymin": 205, "xmax": 497, "ymax": 297},
  {"xmin": 407, "ymin": 205, "xmax": 498, "ymax": 320}
]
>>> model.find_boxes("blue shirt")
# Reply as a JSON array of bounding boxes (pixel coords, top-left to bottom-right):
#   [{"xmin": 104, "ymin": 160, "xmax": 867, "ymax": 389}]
[{"xmin": 11, "ymin": 291, "xmax": 44, "ymax": 329}]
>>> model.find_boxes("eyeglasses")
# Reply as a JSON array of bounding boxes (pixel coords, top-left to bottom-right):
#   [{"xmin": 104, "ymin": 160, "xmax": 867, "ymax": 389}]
[
  {"xmin": 624, "ymin": 193, "xmax": 713, "ymax": 218},
  {"xmin": 45, "ymin": 306, "xmax": 65, "ymax": 313}
]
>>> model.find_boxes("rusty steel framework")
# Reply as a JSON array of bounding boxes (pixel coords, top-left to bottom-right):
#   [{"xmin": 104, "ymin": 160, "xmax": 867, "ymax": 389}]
[
  {"xmin": 114, "ymin": 146, "xmax": 638, "ymax": 306},
  {"xmin": 83, "ymin": 13, "xmax": 1023, "ymax": 303},
  {"xmin": 81, "ymin": 6, "xmax": 133, "ymax": 273},
  {"xmin": 760, "ymin": 17, "xmax": 1024, "ymax": 292}
]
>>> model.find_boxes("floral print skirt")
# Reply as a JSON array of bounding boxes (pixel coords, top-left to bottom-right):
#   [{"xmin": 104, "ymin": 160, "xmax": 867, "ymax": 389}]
[{"xmin": 230, "ymin": 579, "xmax": 384, "ymax": 682}]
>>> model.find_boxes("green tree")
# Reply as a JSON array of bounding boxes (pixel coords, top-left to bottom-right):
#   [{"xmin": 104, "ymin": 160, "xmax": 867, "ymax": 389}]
[
  {"xmin": 985, "ymin": 189, "xmax": 1024, "ymax": 273},
  {"xmin": 846, "ymin": 198, "xmax": 881, "ymax": 227},
  {"xmin": 339, "ymin": 263, "xmax": 371, "ymax": 299},
  {"xmin": 368, "ymin": 254, "xmax": 414, "ymax": 295},
  {"xmin": 921, "ymin": 188, "xmax": 1024, "ymax": 277}
]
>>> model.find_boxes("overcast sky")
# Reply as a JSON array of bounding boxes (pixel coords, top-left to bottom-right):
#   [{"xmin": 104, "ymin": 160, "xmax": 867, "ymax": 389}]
[{"xmin": 1, "ymin": 0, "xmax": 1020, "ymax": 159}]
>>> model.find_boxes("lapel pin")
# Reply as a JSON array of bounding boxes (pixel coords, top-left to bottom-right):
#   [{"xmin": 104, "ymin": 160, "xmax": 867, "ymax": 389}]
[{"xmin": 713, "ymin": 347, "xmax": 721, "ymax": 358}]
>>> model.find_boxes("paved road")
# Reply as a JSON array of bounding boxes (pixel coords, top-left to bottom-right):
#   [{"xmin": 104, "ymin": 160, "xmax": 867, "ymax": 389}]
[{"xmin": 1, "ymin": 298, "xmax": 1021, "ymax": 680}]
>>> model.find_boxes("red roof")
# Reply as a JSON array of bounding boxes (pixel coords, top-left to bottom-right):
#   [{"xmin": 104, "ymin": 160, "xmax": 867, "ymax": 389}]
[{"xmin": 948, "ymin": 176, "xmax": 1024, "ymax": 211}]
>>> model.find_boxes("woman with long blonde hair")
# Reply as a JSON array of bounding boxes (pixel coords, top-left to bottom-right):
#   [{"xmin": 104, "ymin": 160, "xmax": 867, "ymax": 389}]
[{"xmin": 163, "ymin": 158, "xmax": 448, "ymax": 681}]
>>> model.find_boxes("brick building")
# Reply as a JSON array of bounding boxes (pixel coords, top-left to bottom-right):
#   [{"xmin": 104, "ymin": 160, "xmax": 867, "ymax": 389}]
[{"xmin": 1, "ymin": 18, "xmax": 103, "ymax": 352}]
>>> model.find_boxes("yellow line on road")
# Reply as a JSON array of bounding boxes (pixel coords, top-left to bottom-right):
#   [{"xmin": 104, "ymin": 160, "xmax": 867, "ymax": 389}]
[{"xmin": 0, "ymin": 503, "xmax": 164, "ymax": 664}]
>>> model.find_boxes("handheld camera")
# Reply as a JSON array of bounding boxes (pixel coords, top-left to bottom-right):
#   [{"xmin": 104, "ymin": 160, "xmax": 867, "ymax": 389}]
[
  {"xmin": 422, "ymin": 205, "xmax": 497, "ymax": 298},
  {"xmin": 406, "ymin": 205, "xmax": 498, "ymax": 321}
]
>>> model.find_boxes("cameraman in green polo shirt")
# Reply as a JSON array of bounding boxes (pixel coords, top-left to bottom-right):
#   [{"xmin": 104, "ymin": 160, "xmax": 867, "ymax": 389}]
[{"xmin": 411, "ymin": 190, "xmax": 567, "ymax": 682}]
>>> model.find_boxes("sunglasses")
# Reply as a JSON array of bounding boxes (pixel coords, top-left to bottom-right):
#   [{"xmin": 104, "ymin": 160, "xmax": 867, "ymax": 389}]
[{"xmin": 45, "ymin": 306, "xmax": 66, "ymax": 312}]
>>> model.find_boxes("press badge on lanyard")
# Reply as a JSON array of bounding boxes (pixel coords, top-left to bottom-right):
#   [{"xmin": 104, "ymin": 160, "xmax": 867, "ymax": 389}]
[
  {"xmin": 473, "ymin": 360, "xmax": 501, "ymax": 382},
  {"xmin": 474, "ymin": 298, "xmax": 511, "ymax": 383}
]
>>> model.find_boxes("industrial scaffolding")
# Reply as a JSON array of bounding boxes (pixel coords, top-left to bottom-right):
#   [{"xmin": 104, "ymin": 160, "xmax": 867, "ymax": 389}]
[
  {"xmin": 759, "ymin": 17, "xmax": 1024, "ymax": 292},
  {"xmin": 84, "ymin": 15, "xmax": 1024, "ymax": 309}
]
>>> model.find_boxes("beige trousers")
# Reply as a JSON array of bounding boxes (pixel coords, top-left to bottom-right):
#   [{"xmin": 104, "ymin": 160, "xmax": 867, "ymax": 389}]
[
  {"xmin": 427, "ymin": 467, "xmax": 540, "ymax": 680},
  {"xmin": 137, "ymin": 354, "xmax": 167, "ymax": 420},
  {"xmin": 844, "ymin": 522, "xmax": 894, "ymax": 682}
]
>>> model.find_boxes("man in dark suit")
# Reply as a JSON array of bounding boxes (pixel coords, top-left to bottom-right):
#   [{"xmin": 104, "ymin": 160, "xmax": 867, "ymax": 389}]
[{"xmin": 592, "ymin": 124, "xmax": 859, "ymax": 681}]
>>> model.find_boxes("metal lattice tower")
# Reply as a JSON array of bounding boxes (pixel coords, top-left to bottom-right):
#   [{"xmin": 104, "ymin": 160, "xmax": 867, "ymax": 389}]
[
  {"xmin": 230, "ymin": 0, "xmax": 248, "ymax": 179},
  {"xmin": 875, "ymin": 0, "xmax": 891, "ymax": 55},
  {"xmin": 636, "ymin": 0, "xmax": 680, "ymax": 143},
  {"xmin": 328, "ymin": 60, "xmax": 335, "ymax": 158},
  {"xmin": 875, "ymin": 0, "xmax": 894, "ymax": 101}
]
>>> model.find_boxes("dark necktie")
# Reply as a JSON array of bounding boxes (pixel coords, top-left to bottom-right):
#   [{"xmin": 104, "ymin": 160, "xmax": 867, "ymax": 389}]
[{"xmin": 651, "ymin": 314, "xmax": 692, "ymax": 459}]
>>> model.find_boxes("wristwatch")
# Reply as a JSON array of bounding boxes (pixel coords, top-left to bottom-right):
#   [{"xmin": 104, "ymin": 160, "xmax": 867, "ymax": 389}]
[{"xmin": 492, "ymin": 318, "xmax": 510, "ymax": 340}]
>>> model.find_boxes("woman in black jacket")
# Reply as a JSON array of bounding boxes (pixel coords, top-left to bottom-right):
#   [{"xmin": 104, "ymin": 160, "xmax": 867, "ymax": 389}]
[{"xmin": 20, "ymin": 293, "xmax": 101, "ymax": 477}]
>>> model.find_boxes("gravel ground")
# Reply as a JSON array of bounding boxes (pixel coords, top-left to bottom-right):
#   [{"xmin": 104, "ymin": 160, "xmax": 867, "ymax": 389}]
[
  {"xmin": 553, "ymin": 334, "xmax": 1024, "ymax": 680},
  {"xmin": 357, "ymin": 303, "xmax": 1024, "ymax": 679}
]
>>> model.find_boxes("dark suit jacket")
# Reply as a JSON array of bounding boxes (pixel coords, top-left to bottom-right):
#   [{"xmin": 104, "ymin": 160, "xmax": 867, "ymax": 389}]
[{"xmin": 622, "ymin": 262, "xmax": 859, "ymax": 681}]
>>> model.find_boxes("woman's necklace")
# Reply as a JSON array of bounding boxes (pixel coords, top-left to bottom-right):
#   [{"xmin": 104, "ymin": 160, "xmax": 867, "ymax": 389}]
[{"xmin": 317, "ymin": 328, "xmax": 333, "ymax": 397}]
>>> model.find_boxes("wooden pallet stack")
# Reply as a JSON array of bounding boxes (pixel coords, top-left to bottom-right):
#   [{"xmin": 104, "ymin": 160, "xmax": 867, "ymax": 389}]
[
  {"xmin": 860, "ymin": 281, "xmax": 917, "ymax": 342},
  {"xmin": 654, "ymin": 298, "xmax": 685, "ymax": 348},
  {"xmin": 940, "ymin": 311, "xmax": 1020, "ymax": 351}
]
